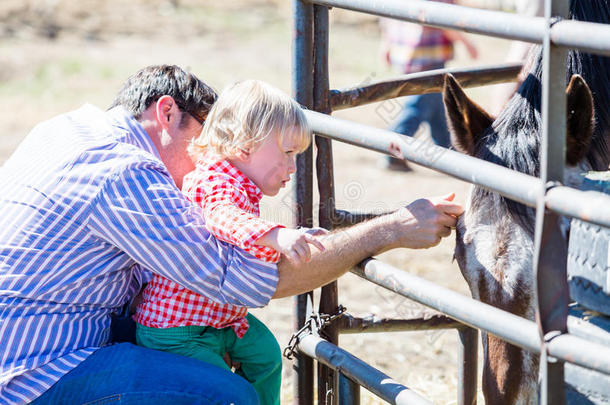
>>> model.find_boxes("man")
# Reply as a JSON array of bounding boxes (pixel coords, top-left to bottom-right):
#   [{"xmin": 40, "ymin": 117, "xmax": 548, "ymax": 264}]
[{"xmin": 0, "ymin": 65, "xmax": 462, "ymax": 404}]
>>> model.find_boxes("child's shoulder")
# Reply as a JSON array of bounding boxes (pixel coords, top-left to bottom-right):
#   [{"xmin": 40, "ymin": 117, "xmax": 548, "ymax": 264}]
[{"xmin": 183, "ymin": 158, "xmax": 246, "ymax": 193}]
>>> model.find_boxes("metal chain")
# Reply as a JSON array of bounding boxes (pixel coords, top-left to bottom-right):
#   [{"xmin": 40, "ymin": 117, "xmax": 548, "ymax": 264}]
[
  {"xmin": 283, "ymin": 304, "xmax": 347, "ymax": 360},
  {"xmin": 283, "ymin": 321, "xmax": 313, "ymax": 360}
]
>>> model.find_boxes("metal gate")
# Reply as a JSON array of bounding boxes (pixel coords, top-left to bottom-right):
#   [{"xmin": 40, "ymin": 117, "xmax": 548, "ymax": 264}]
[{"xmin": 289, "ymin": 1, "xmax": 610, "ymax": 404}]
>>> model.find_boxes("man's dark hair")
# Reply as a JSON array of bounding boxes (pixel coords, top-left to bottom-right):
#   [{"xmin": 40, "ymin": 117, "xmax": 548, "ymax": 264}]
[{"xmin": 110, "ymin": 65, "xmax": 217, "ymax": 125}]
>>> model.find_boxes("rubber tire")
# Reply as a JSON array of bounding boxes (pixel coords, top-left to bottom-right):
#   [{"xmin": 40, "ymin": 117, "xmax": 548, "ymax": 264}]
[{"xmin": 567, "ymin": 172, "xmax": 610, "ymax": 316}]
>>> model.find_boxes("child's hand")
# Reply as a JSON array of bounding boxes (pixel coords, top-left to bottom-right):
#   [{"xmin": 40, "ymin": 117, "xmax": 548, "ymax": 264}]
[{"xmin": 269, "ymin": 228, "xmax": 325, "ymax": 263}]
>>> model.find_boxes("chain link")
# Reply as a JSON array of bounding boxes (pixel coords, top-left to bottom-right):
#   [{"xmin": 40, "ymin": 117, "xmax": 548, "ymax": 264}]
[{"xmin": 283, "ymin": 304, "xmax": 346, "ymax": 360}]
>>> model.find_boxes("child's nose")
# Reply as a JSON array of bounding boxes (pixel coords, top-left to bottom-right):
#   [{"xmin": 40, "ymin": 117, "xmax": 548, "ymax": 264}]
[{"xmin": 287, "ymin": 157, "xmax": 297, "ymax": 174}]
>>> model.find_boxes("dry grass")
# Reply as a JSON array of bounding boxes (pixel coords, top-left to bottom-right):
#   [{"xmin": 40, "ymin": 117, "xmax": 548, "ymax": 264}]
[{"xmin": 0, "ymin": 1, "xmax": 519, "ymax": 403}]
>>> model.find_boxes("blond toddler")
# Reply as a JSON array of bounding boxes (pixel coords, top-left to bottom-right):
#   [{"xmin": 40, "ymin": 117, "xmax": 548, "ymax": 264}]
[{"xmin": 134, "ymin": 80, "xmax": 322, "ymax": 405}]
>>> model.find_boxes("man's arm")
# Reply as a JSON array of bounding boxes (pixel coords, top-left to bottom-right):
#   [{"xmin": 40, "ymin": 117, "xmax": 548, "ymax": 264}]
[
  {"xmin": 88, "ymin": 163, "xmax": 278, "ymax": 308},
  {"xmin": 194, "ymin": 172, "xmax": 283, "ymax": 250},
  {"xmin": 273, "ymin": 194, "xmax": 463, "ymax": 298}
]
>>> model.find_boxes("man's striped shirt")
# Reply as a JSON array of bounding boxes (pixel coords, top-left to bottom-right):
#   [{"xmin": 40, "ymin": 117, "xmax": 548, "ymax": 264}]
[
  {"xmin": 0, "ymin": 105, "xmax": 278, "ymax": 404},
  {"xmin": 134, "ymin": 157, "xmax": 283, "ymax": 338}
]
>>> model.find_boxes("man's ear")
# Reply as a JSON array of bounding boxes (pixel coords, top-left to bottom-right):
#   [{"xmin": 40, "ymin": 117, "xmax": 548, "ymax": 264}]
[
  {"xmin": 155, "ymin": 95, "xmax": 180, "ymax": 131},
  {"xmin": 442, "ymin": 74, "xmax": 494, "ymax": 155},
  {"xmin": 565, "ymin": 74, "xmax": 594, "ymax": 166}
]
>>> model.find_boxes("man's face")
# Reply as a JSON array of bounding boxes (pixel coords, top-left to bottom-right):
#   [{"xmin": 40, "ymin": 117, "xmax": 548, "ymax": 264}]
[{"xmin": 168, "ymin": 113, "xmax": 204, "ymax": 189}]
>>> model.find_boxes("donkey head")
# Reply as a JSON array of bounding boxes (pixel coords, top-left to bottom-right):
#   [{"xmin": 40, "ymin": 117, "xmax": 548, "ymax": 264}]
[
  {"xmin": 443, "ymin": 71, "xmax": 594, "ymax": 287},
  {"xmin": 444, "ymin": 72, "xmax": 594, "ymax": 166},
  {"xmin": 442, "ymin": 72, "xmax": 594, "ymax": 404}
]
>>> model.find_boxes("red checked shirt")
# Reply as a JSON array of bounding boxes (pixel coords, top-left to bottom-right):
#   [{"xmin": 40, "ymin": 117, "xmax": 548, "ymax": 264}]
[{"xmin": 134, "ymin": 156, "xmax": 283, "ymax": 337}]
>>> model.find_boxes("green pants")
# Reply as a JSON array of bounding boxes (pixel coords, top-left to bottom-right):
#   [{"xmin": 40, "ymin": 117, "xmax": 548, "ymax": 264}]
[{"xmin": 136, "ymin": 313, "xmax": 281, "ymax": 405}]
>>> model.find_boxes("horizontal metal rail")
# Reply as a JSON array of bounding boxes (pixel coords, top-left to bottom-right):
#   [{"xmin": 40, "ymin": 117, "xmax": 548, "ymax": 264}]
[
  {"xmin": 304, "ymin": 110, "xmax": 610, "ymax": 228},
  {"xmin": 353, "ymin": 258, "xmax": 610, "ymax": 376},
  {"xmin": 354, "ymin": 258, "xmax": 541, "ymax": 353},
  {"xmin": 547, "ymin": 334, "xmax": 610, "ymax": 375},
  {"xmin": 330, "ymin": 62, "xmax": 523, "ymax": 111},
  {"xmin": 298, "ymin": 334, "xmax": 434, "ymax": 404},
  {"xmin": 308, "ymin": 0, "xmax": 610, "ymax": 57},
  {"xmin": 551, "ymin": 20, "xmax": 610, "ymax": 56},
  {"xmin": 545, "ymin": 186, "xmax": 610, "ymax": 225},
  {"xmin": 337, "ymin": 313, "xmax": 462, "ymax": 334}
]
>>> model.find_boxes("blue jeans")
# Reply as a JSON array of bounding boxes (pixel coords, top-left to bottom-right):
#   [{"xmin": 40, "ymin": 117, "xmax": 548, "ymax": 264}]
[
  {"xmin": 391, "ymin": 92, "xmax": 451, "ymax": 148},
  {"xmin": 31, "ymin": 342, "xmax": 259, "ymax": 404},
  {"xmin": 137, "ymin": 314, "xmax": 282, "ymax": 405}
]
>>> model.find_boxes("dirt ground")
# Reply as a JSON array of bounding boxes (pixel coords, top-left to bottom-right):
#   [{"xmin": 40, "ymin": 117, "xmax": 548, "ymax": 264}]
[{"xmin": 0, "ymin": 1, "xmax": 518, "ymax": 403}]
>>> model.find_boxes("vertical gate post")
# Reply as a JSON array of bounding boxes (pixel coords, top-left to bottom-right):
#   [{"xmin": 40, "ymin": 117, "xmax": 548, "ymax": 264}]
[
  {"xmin": 535, "ymin": 0, "xmax": 570, "ymax": 404},
  {"xmin": 457, "ymin": 327, "xmax": 478, "ymax": 405},
  {"xmin": 293, "ymin": 1, "xmax": 315, "ymax": 403},
  {"xmin": 339, "ymin": 374, "xmax": 361, "ymax": 404},
  {"xmin": 312, "ymin": 4, "xmax": 347, "ymax": 404}
]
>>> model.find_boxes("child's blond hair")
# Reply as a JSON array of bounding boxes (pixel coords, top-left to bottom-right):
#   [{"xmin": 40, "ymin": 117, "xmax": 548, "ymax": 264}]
[{"xmin": 190, "ymin": 80, "xmax": 310, "ymax": 159}]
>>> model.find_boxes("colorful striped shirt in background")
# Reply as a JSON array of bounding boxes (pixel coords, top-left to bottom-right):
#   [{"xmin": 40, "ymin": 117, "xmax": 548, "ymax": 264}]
[
  {"xmin": 380, "ymin": 0, "xmax": 455, "ymax": 73},
  {"xmin": 0, "ymin": 105, "xmax": 278, "ymax": 404},
  {"xmin": 135, "ymin": 157, "xmax": 283, "ymax": 338}
]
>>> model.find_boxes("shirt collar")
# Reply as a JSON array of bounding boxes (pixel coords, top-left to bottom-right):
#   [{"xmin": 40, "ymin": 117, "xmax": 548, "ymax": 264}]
[
  {"xmin": 202, "ymin": 155, "xmax": 263, "ymax": 203},
  {"xmin": 106, "ymin": 106, "xmax": 162, "ymax": 160}
]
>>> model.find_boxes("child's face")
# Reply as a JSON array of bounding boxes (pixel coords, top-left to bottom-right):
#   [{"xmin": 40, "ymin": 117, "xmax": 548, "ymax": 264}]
[{"xmin": 238, "ymin": 130, "xmax": 300, "ymax": 196}]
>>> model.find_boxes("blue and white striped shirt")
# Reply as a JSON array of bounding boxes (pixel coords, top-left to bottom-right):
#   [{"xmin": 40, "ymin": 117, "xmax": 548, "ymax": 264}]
[{"xmin": 0, "ymin": 104, "xmax": 279, "ymax": 404}]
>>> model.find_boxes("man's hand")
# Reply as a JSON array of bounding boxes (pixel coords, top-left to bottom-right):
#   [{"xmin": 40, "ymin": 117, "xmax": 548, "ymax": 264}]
[
  {"xmin": 273, "ymin": 194, "xmax": 463, "ymax": 298},
  {"xmin": 390, "ymin": 193, "xmax": 464, "ymax": 249}
]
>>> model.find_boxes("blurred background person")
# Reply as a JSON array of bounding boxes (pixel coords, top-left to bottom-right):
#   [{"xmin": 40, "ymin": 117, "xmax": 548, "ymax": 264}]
[{"xmin": 379, "ymin": 0, "xmax": 478, "ymax": 171}]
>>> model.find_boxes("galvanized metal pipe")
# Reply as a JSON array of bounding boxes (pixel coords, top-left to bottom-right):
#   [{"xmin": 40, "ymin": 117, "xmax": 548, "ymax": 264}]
[
  {"xmin": 339, "ymin": 374, "xmax": 360, "ymax": 405},
  {"xmin": 307, "ymin": 0, "xmax": 610, "ymax": 57},
  {"xmin": 330, "ymin": 63, "xmax": 523, "ymax": 111},
  {"xmin": 293, "ymin": 1, "xmax": 315, "ymax": 403},
  {"xmin": 305, "ymin": 110, "xmax": 610, "ymax": 228},
  {"xmin": 294, "ymin": 294, "xmax": 315, "ymax": 405},
  {"xmin": 457, "ymin": 328, "xmax": 478, "ymax": 405},
  {"xmin": 535, "ymin": 1, "xmax": 570, "ymax": 402},
  {"xmin": 305, "ymin": 109, "xmax": 539, "ymax": 207},
  {"xmin": 312, "ymin": 4, "xmax": 340, "ymax": 404},
  {"xmin": 545, "ymin": 186, "xmax": 610, "ymax": 226},
  {"xmin": 551, "ymin": 19, "xmax": 610, "ymax": 56},
  {"xmin": 292, "ymin": 3, "xmax": 314, "ymax": 229},
  {"xmin": 353, "ymin": 258, "xmax": 542, "ymax": 353},
  {"xmin": 310, "ymin": 0, "xmax": 544, "ymax": 42},
  {"xmin": 353, "ymin": 259, "xmax": 610, "ymax": 376},
  {"xmin": 298, "ymin": 334, "xmax": 434, "ymax": 405},
  {"xmin": 547, "ymin": 333, "xmax": 610, "ymax": 376},
  {"xmin": 337, "ymin": 313, "xmax": 461, "ymax": 334}
]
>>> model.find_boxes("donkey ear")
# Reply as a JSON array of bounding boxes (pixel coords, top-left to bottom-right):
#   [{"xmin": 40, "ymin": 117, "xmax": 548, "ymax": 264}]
[
  {"xmin": 565, "ymin": 74, "xmax": 594, "ymax": 165},
  {"xmin": 442, "ymin": 74, "xmax": 494, "ymax": 155}
]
